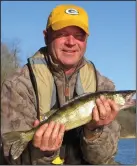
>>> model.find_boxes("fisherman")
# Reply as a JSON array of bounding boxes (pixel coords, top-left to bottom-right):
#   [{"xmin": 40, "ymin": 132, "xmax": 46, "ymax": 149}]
[{"xmin": 1, "ymin": 4, "xmax": 121, "ymax": 165}]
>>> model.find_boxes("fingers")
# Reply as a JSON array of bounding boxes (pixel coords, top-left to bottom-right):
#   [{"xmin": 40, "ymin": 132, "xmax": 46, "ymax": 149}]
[
  {"xmin": 92, "ymin": 106, "xmax": 99, "ymax": 122},
  {"xmin": 86, "ymin": 95, "xmax": 120, "ymax": 130},
  {"xmin": 33, "ymin": 119, "xmax": 40, "ymax": 127},
  {"xmin": 96, "ymin": 96, "xmax": 107, "ymax": 119},
  {"xmin": 33, "ymin": 123, "xmax": 48, "ymax": 148},
  {"xmin": 41, "ymin": 121, "xmax": 55, "ymax": 151},
  {"xmin": 33, "ymin": 121, "xmax": 65, "ymax": 152},
  {"xmin": 100, "ymin": 95, "xmax": 111, "ymax": 118},
  {"xmin": 108, "ymin": 99, "xmax": 119, "ymax": 118},
  {"xmin": 50, "ymin": 123, "xmax": 61, "ymax": 147},
  {"xmin": 96, "ymin": 95, "xmax": 113, "ymax": 119},
  {"xmin": 55, "ymin": 124, "xmax": 65, "ymax": 147}
]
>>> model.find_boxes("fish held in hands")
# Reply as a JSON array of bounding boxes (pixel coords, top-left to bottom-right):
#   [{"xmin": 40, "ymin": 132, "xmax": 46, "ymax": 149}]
[{"xmin": 2, "ymin": 90, "xmax": 136, "ymax": 160}]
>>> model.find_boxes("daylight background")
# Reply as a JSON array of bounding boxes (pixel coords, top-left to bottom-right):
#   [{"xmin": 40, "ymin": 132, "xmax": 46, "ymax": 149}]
[{"xmin": 1, "ymin": 1, "xmax": 136, "ymax": 90}]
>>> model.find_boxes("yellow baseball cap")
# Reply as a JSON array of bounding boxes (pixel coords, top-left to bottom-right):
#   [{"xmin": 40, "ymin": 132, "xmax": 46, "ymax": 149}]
[{"xmin": 46, "ymin": 4, "xmax": 89, "ymax": 35}]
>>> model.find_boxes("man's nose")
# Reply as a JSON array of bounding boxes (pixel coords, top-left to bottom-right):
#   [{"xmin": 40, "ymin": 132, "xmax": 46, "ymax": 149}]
[{"xmin": 65, "ymin": 35, "xmax": 76, "ymax": 46}]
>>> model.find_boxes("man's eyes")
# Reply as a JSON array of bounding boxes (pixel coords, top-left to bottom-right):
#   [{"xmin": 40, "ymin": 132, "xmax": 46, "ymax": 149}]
[
  {"xmin": 56, "ymin": 32, "xmax": 68, "ymax": 37},
  {"xmin": 55, "ymin": 32, "xmax": 86, "ymax": 40},
  {"xmin": 74, "ymin": 34, "xmax": 84, "ymax": 39}
]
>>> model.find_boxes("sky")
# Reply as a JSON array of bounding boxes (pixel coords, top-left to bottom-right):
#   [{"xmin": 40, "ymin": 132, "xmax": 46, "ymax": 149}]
[{"xmin": 1, "ymin": 1, "xmax": 136, "ymax": 91}]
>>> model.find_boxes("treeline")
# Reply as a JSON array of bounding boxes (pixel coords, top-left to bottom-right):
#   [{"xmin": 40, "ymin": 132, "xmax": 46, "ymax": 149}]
[
  {"xmin": 1, "ymin": 41, "xmax": 21, "ymax": 84},
  {"xmin": 116, "ymin": 106, "xmax": 136, "ymax": 138},
  {"xmin": 124, "ymin": 105, "xmax": 136, "ymax": 113},
  {"xmin": 1, "ymin": 41, "xmax": 22, "ymax": 164}
]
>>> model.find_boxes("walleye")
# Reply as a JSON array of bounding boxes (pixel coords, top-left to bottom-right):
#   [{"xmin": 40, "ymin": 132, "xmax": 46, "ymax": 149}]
[{"xmin": 2, "ymin": 90, "xmax": 136, "ymax": 160}]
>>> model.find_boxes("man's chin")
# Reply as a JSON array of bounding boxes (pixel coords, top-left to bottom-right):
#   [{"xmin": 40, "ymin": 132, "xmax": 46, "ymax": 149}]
[{"xmin": 61, "ymin": 62, "xmax": 77, "ymax": 69}]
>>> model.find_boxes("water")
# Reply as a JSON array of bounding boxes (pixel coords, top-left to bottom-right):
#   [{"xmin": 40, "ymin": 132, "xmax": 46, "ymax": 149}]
[{"xmin": 115, "ymin": 138, "xmax": 136, "ymax": 165}]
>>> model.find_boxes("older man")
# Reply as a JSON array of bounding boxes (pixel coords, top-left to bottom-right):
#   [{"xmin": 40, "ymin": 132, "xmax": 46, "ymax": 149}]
[{"xmin": 1, "ymin": 4, "xmax": 121, "ymax": 165}]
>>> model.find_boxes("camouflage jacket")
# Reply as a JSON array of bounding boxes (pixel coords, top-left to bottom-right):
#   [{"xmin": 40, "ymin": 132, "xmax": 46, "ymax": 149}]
[{"xmin": 1, "ymin": 48, "xmax": 121, "ymax": 165}]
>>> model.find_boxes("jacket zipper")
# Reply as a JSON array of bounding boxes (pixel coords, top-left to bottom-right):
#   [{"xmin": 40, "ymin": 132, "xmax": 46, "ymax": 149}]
[
  {"xmin": 64, "ymin": 69, "xmax": 78, "ymax": 103},
  {"xmin": 64, "ymin": 76, "xmax": 70, "ymax": 102}
]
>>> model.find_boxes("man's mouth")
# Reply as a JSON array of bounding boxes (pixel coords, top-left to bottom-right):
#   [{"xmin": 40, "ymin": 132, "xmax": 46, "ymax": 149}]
[{"xmin": 62, "ymin": 50, "xmax": 76, "ymax": 53}]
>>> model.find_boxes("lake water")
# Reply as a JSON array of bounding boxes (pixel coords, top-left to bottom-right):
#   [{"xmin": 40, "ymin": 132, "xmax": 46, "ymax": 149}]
[{"xmin": 115, "ymin": 138, "xmax": 136, "ymax": 165}]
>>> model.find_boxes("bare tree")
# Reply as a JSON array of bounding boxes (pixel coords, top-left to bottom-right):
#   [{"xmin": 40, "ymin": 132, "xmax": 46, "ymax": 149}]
[
  {"xmin": 1, "ymin": 40, "xmax": 21, "ymax": 83},
  {"xmin": 10, "ymin": 39, "xmax": 21, "ymax": 68}
]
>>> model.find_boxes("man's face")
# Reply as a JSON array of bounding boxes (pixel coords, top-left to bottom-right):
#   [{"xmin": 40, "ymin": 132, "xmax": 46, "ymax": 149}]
[{"xmin": 44, "ymin": 26, "xmax": 88, "ymax": 68}]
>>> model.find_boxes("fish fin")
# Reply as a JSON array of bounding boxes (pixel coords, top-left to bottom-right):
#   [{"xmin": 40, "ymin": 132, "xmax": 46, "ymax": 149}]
[
  {"xmin": 2, "ymin": 131, "xmax": 22, "ymax": 145},
  {"xmin": 61, "ymin": 92, "xmax": 90, "ymax": 107},
  {"xmin": 43, "ymin": 108, "xmax": 58, "ymax": 120},
  {"xmin": 2, "ymin": 131, "xmax": 30, "ymax": 159},
  {"xmin": 11, "ymin": 141, "xmax": 28, "ymax": 160},
  {"xmin": 68, "ymin": 93, "xmax": 89, "ymax": 102}
]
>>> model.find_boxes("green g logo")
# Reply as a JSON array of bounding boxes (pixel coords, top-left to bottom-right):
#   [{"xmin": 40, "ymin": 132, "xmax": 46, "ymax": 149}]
[{"xmin": 65, "ymin": 8, "xmax": 79, "ymax": 15}]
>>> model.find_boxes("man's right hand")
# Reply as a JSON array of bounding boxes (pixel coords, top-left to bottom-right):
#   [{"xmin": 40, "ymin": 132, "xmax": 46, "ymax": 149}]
[{"xmin": 33, "ymin": 120, "xmax": 65, "ymax": 152}]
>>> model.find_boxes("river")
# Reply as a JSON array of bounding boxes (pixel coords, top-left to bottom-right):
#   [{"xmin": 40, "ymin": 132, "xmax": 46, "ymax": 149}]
[{"xmin": 115, "ymin": 138, "xmax": 136, "ymax": 165}]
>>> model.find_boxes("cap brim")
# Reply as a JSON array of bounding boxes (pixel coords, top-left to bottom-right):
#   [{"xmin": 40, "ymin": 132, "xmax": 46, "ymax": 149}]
[{"xmin": 51, "ymin": 19, "xmax": 89, "ymax": 35}]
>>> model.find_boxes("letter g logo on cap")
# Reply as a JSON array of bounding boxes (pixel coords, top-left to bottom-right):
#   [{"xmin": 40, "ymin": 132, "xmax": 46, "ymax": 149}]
[{"xmin": 65, "ymin": 8, "xmax": 79, "ymax": 15}]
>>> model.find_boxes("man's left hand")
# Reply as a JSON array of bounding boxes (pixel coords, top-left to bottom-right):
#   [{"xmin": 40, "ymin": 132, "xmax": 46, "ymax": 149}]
[{"xmin": 85, "ymin": 95, "xmax": 119, "ymax": 131}]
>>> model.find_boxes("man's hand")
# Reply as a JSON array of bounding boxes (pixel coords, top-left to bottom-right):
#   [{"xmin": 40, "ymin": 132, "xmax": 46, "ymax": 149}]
[
  {"xmin": 33, "ymin": 120, "xmax": 65, "ymax": 152},
  {"xmin": 85, "ymin": 95, "xmax": 119, "ymax": 131}
]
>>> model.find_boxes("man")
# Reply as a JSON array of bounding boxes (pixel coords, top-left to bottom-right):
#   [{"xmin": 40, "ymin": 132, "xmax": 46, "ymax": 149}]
[{"xmin": 1, "ymin": 4, "xmax": 121, "ymax": 165}]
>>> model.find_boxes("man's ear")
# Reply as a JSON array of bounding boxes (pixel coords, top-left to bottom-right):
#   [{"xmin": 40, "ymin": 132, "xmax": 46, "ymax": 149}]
[{"xmin": 43, "ymin": 30, "xmax": 48, "ymax": 45}]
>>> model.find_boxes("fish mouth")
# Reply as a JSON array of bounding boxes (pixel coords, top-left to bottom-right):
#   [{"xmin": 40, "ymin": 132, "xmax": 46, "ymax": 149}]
[{"xmin": 120, "ymin": 92, "xmax": 136, "ymax": 110}]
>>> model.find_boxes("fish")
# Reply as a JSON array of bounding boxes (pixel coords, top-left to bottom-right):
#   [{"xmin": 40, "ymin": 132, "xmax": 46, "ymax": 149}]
[{"xmin": 1, "ymin": 90, "xmax": 136, "ymax": 160}]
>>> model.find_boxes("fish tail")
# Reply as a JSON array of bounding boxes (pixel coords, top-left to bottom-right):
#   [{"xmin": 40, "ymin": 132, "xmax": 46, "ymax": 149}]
[
  {"xmin": 11, "ymin": 140, "xmax": 28, "ymax": 160},
  {"xmin": 2, "ymin": 131, "xmax": 30, "ymax": 159}
]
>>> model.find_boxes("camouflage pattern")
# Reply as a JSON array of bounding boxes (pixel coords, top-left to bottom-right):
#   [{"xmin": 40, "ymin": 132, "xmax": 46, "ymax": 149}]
[
  {"xmin": 81, "ymin": 120, "xmax": 121, "ymax": 164},
  {"xmin": 1, "ymin": 48, "xmax": 121, "ymax": 164}
]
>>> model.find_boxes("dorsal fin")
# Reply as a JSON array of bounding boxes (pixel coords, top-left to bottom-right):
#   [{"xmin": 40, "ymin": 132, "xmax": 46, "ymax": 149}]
[
  {"xmin": 43, "ymin": 108, "xmax": 58, "ymax": 120},
  {"xmin": 59, "ymin": 90, "xmax": 136, "ymax": 109},
  {"xmin": 60, "ymin": 92, "xmax": 90, "ymax": 108}
]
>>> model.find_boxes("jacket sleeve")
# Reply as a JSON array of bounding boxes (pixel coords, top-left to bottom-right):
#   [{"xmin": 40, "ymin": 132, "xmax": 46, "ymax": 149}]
[
  {"xmin": 80, "ymin": 120, "xmax": 121, "ymax": 164},
  {"xmin": 1, "ymin": 66, "xmax": 59, "ymax": 165},
  {"xmin": 80, "ymin": 70, "xmax": 121, "ymax": 164}
]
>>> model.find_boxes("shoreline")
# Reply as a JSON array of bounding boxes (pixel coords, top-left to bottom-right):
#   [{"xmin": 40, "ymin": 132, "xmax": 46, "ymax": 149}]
[{"xmin": 120, "ymin": 135, "xmax": 136, "ymax": 139}]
